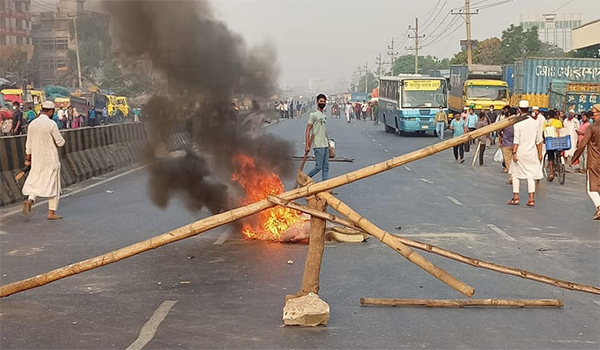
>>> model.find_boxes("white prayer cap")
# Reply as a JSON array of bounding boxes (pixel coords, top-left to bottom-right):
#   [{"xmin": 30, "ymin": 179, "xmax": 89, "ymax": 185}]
[
  {"xmin": 532, "ymin": 106, "xmax": 539, "ymax": 110},
  {"xmin": 463, "ymin": 107, "xmax": 468, "ymax": 110},
  {"xmin": 568, "ymin": 109, "xmax": 575, "ymax": 113},
  {"xmin": 518, "ymin": 100, "xmax": 530, "ymax": 108},
  {"xmin": 42, "ymin": 100, "xmax": 55, "ymax": 109}
]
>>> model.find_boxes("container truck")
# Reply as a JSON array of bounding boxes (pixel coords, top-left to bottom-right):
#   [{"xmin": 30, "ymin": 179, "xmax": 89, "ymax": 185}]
[
  {"xmin": 449, "ymin": 64, "xmax": 510, "ymax": 113},
  {"xmin": 509, "ymin": 57, "xmax": 600, "ymax": 110}
]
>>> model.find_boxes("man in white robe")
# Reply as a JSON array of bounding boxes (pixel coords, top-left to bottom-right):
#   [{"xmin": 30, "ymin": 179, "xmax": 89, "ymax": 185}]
[
  {"xmin": 22, "ymin": 101, "xmax": 66, "ymax": 220},
  {"xmin": 509, "ymin": 100, "xmax": 543, "ymax": 207},
  {"xmin": 531, "ymin": 106, "xmax": 545, "ymax": 181},
  {"xmin": 563, "ymin": 109, "xmax": 580, "ymax": 162}
]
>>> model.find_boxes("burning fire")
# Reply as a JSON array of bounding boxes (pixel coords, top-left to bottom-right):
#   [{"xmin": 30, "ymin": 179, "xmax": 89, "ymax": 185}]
[{"xmin": 232, "ymin": 154, "xmax": 305, "ymax": 240}]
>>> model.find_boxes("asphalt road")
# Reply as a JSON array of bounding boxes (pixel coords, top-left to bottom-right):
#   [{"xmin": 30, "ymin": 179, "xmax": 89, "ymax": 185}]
[{"xmin": 1, "ymin": 111, "xmax": 599, "ymax": 349}]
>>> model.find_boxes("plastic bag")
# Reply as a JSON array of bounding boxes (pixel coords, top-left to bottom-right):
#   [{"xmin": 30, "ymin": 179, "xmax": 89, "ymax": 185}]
[{"xmin": 493, "ymin": 148, "xmax": 503, "ymax": 162}]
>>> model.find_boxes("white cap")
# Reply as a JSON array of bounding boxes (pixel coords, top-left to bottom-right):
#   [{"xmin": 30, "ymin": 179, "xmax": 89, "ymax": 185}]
[
  {"xmin": 518, "ymin": 100, "xmax": 529, "ymax": 108},
  {"xmin": 42, "ymin": 100, "xmax": 55, "ymax": 109},
  {"xmin": 463, "ymin": 107, "xmax": 468, "ymax": 110},
  {"xmin": 568, "ymin": 109, "xmax": 575, "ymax": 113},
  {"xmin": 532, "ymin": 106, "xmax": 539, "ymax": 110}
]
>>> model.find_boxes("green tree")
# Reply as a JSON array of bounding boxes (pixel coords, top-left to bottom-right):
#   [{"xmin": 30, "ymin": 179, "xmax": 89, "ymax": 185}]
[
  {"xmin": 355, "ymin": 72, "xmax": 377, "ymax": 92},
  {"xmin": 0, "ymin": 50, "xmax": 37, "ymax": 85},
  {"xmin": 499, "ymin": 24, "xmax": 544, "ymax": 64},
  {"xmin": 473, "ymin": 37, "xmax": 502, "ymax": 65},
  {"xmin": 391, "ymin": 55, "xmax": 449, "ymax": 75}
]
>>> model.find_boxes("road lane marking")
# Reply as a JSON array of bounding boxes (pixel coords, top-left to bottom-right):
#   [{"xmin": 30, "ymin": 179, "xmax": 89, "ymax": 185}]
[
  {"xmin": 446, "ymin": 196, "xmax": 463, "ymax": 206},
  {"xmin": 214, "ymin": 228, "xmax": 232, "ymax": 245},
  {"xmin": 593, "ymin": 301, "xmax": 600, "ymax": 307},
  {"xmin": 487, "ymin": 224, "xmax": 517, "ymax": 241},
  {"xmin": 0, "ymin": 165, "xmax": 148, "ymax": 220},
  {"xmin": 404, "ymin": 166, "xmax": 412, "ymax": 172},
  {"xmin": 420, "ymin": 178, "xmax": 434, "ymax": 184},
  {"xmin": 126, "ymin": 300, "xmax": 177, "ymax": 350}
]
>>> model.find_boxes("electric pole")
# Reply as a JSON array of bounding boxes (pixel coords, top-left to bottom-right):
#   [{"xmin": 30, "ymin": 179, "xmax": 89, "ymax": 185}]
[
  {"xmin": 71, "ymin": 16, "xmax": 82, "ymax": 88},
  {"xmin": 364, "ymin": 61, "xmax": 369, "ymax": 93},
  {"xmin": 375, "ymin": 53, "xmax": 388, "ymax": 85},
  {"xmin": 406, "ymin": 17, "xmax": 425, "ymax": 74},
  {"xmin": 387, "ymin": 38, "xmax": 398, "ymax": 76},
  {"xmin": 452, "ymin": 0, "xmax": 478, "ymax": 65}
]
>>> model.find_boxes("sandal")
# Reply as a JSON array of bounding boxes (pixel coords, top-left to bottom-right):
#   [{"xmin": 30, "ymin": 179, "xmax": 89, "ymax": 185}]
[
  {"xmin": 507, "ymin": 198, "xmax": 519, "ymax": 206},
  {"xmin": 526, "ymin": 200, "xmax": 535, "ymax": 207},
  {"xmin": 547, "ymin": 175, "xmax": 554, "ymax": 182}
]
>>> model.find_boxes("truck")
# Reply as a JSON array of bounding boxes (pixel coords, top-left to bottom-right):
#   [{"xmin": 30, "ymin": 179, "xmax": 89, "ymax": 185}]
[
  {"xmin": 448, "ymin": 64, "xmax": 510, "ymax": 113},
  {"xmin": 0, "ymin": 88, "xmax": 46, "ymax": 114},
  {"xmin": 507, "ymin": 57, "xmax": 600, "ymax": 111}
]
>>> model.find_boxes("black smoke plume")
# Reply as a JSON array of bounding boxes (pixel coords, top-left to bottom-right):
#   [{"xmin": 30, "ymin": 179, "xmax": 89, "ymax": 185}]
[{"xmin": 103, "ymin": 0, "xmax": 293, "ymax": 214}]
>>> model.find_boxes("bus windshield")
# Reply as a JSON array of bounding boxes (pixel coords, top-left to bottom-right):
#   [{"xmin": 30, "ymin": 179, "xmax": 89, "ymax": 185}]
[
  {"xmin": 401, "ymin": 80, "xmax": 447, "ymax": 108},
  {"xmin": 467, "ymin": 86, "xmax": 508, "ymax": 100}
]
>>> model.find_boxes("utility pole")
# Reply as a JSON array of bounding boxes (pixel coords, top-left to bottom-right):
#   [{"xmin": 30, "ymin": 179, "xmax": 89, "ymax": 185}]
[
  {"xmin": 375, "ymin": 53, "xmax": 388, "ymax": 86},
  {"xmin": 406, "ymin": 17, "xmax": 425, "ymax": 74},
  {"xmin": 387, "ymin": 38, "xmax": 398, "ymax": 76},
  {"xmin": 71, "ymin": 16, "xmax": 83, "ymax": 88},
  {"xmin": 364, "ymin": 61, "xmax": 368, "ymax": 93},
  {"xmin": 452, "ymin": 0, "xmax": 478, "ymax": 65}
]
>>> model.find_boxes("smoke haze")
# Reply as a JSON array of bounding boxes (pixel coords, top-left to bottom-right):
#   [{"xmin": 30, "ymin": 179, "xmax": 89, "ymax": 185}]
[{"xmin": 103, "ymin": 0, "xmax": 292, "ymax": 214}]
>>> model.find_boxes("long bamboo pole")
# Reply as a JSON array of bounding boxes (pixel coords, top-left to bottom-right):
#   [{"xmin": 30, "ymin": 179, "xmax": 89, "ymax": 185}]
[
  {"xmin": 271, "ymin": 197, "xmax": 600, "ymax": 295},
  {"xmin": 360, "ymin": 298, "xmax": 564, "ymax": 308},
  {"xmin": 0, "ymin": 116, "xmax": 524, "ymax": 298},
  {"xmin": 297, "ymin": 196, "xmax": 327, "ymax": 296},
  {"xmin": 298, "ymin": 174, "xmax": 475, "ymax": 297}
]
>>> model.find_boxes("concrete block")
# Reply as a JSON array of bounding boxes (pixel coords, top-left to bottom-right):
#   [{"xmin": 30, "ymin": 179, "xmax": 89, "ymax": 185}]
[{"xmin": 283, "ymin": 292, "xmax": 329, "ymax": 327}]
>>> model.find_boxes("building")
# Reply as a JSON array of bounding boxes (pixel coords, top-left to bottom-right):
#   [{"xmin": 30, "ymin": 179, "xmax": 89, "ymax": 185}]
[
  {"xmin": 308, "ymin": 78, "xmax": 322, "ymax": 94},
  {"xmin": 572, "ymin": 19, "xmax": 600, "ymax": 57},
  {"xmin": 0, "ymin": 0, "xmax": 34, "ymax": 58},
  {"xmin": 519, "ymin": 13, "xmax": 581, "ymax": 52},
  {"xmin": 31, "ymin": 0, "xmax": 108, "ymax": 86}
]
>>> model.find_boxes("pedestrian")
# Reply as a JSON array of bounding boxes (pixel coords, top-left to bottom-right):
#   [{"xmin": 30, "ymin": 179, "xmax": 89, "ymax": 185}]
[
  {"xmin": 57, "ymin": 107, "xmax": 66, "ymax": 129},
  {"xmin": 543, "ymin": 109, "xmax": 563, "ymax": 182},
  {"xmin": 460, "ymin": 106, "xmax": 469, "ymax": 122},
  {"xmin": 486, "ymin": 105, "xmax": 498, "ymax": 145},
  {"xmin": 355, "ymin": 102, "xmax": 362, "ymax": 120},
  {"xmin": 296, "ymin": 101, "xmax": 301, "ymax": 118},
  {"xmin": 575, "ymin": 112, "xmax": 591, "ymax": 173},
  {"xmin": 305, "ymin": 93, "xmax": 329, "ymax": 181},
  {"xmin": 283, "ymin": 101, "xmax": 289, "ymax": 118},
  {"xmin": 449, "ymin": 113, "xmax": 466, "ymax": 163},
  {"xmin": 133, "ymin": 107, "xmax": 140, "ymax": 123},
  {"xmin": 571, "ymin": 104, "xmax": 600, "ymax": 219},
  {"xmin": 102, "ymin": 106, "xmax": 109, "ymax": 125},
  {"xmin": 563, "ymin": 109, "xmax": 580, "ymax": 166},
  {"xmin": 345, "ymin": 101, "xmax": 352, "ymax": 123},
  {"xmin": 475, "ymin": 112, "xmax": 488, "ymax": 166},
  {"xmin": 71, "ymin": 106, "xmax": 79, "ymax": 129},
  {"xmin": 362, "ymin": 100, "xmax": 368, "ymax": 120},
  {"xmin": 88, "ymin": 106, "xmax": 96, "ymax": 127},
  {"xmin": 499, "ymin": 108, "xmax": 516, "ymax": 182},
  {"xmin": 11, "ymin": 101, "xmax": 23, "ymax": 135},
  {"xmin": 373, "ymin": 100, "xmax": 379, "ymax": 125},
  {"xmin": 279, "ymin": 101, "xmax": 285, "ymax": 119},
  {"xmin": 21, "ymin": 101, "xmax": 66, "ymax": 220},
  {"xmin": 434, "ymin": 105, "xmax": 448, "ymax": 140},
  {"xmin": 1, "ymin": 107, "xmax": 13, "ymax": 136},
  {"xmin": 289, "ymin": 100, "xmax": 294, "ymax": 118},
  {"xmin": 508, "ymin": 100, "xmax": 543, "ymax": 207},
  {"xmin": 465, "ymin": 108, "xmax": 477, "ymax": 151}
]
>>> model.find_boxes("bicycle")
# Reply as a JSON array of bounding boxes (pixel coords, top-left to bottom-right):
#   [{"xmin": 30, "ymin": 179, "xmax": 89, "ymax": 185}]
[{"xmin": 543, "ymin": 136, "xmax": 571, "ymax": 185}]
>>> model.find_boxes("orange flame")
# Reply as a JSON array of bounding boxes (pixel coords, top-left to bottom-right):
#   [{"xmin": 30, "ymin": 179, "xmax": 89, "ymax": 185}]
[{"xmin": 232, "ymin": 154, "xmax": 305, "ymax": 240}]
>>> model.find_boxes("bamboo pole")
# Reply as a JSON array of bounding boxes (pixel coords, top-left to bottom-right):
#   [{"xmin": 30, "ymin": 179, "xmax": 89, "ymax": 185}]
[
  {"xmin": 360, "ymin": 298, "xmax": 564, "ymax": 308},
  {"xmin": 271, "ymin": 197, "xmax": 600, "ymax": 296},
  {"xmin": 0, "ymin": 116, "xmax": 523, "ymax": 298},
  {"xmin": 471, "ymin": 140, "xmax": 481, "ymax": 166},
  {"xmin": 297, "ymin": 196, "xmax": 327, "ymax": 296},
  {"xmin": 298, "ymin": 174, "xmax": 475, "ymax": 297}
]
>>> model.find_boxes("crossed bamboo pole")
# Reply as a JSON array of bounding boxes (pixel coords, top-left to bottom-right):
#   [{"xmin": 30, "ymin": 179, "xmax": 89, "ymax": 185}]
[
  {"xmin": 0, "ymin": 116, "xmax": 525, "ymax": 298},
  {"xmin": 268, "ymin": 195, "xmax": 600, "ymax": 295}
]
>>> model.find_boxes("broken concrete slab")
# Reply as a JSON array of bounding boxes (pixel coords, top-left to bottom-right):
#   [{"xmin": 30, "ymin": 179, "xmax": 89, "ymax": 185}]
[{"xmin": 283, "ymin": 292, "xmax": 329, "ymax": 327}]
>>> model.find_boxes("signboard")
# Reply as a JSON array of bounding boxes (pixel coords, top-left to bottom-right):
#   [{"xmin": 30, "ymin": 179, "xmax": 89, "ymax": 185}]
[
  {"xmin": 566, "ymin": 93, "xmax": 599, "ymax": 114},
  {"xmin": 567, "ymin": 82, "xmax": 600, "ymax": 93},
  {"xmin": 404, "ymin": 80, "xmax": 442, "ymax": 91}
]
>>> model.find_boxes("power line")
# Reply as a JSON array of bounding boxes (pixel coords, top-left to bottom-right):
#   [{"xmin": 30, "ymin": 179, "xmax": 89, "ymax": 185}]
[
  {"xmin": 419, "ymin": 0, "xmax": 442, "ymax": 29},
  {"xmin": 472, "ymin": 0, "xmax": 514, "ymax": 10},
  {"xmin": 550, "ymin": 0, "xmax": 574, "ymax": 13},
  {"xmin": 421, "ymin": 0, "xmax": 449, "ymax": 33},
  {"xmin": 422, "ymin": 18, "xmax": 466, "ymax": 48}
]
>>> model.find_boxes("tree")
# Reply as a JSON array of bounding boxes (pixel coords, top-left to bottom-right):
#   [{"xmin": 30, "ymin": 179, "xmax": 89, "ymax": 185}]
[
  {"xmin": 391, "ymin": 55, "xmax": 449, "ymax": 75},
  {"xmin": 473, "ymin": 37, "xmax": 502, "ymax": 65},
  {"xmin": 354, "ymin": 72, "xmax": 377, "ymax": 93},
  {"xmin": 499, "ymin": 24, "xmax": 546, "ymax": 64},
  {"xmin": 0, "ymin": 50, "xmax": 37, "ymax": 86}
]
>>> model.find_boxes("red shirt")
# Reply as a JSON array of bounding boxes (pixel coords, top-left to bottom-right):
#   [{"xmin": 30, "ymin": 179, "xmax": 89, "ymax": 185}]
[{"xmin": 579, "ymin": 121, "xmax": 590, "ymax": 143}]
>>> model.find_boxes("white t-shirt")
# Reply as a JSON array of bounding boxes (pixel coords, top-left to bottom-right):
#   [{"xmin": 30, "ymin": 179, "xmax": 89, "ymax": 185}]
[{"xmin": 57, "ymin": 109, "xmax": 65, "ymax": 120}]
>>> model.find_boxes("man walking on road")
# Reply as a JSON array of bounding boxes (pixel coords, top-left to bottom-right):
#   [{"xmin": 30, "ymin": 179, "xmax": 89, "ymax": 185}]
[
  {"xmin": 22, "ymin": 101, "xmax": 66, "ymax": 220},
  {"xmin": 11, "ymin": 101, "xmax": 23, "ymax": 135},
  {"xmin": 449, "ymin": 113, "xmax": 466, "ymax": 163},
  {"xmin": 345, "ymin": 102, "xmax": 352, "ymax": 123},
  {"xmin": 508, "ymin": 100, "xmax": 543, "ymax": 207},
  {"xmin": 563, "ymin": 109, "xmax": 580, "ymax": 166},
  {"xmin": 305, "ymin": 94, "xmax": 329, "ymax": 181},
  {"xmin": 434, "ymin": 105, "xmax": 448, "ymax": 140},
  {"xmin": 571, "ymin": 104, "xmax": 600, "ymax": 220},
  {"xmin": 486, "ymin": 105, "xmax": 498, "ymax": 145}
]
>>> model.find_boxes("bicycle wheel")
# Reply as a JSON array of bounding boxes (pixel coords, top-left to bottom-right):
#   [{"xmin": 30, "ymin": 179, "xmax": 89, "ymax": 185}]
[{"xmin": 557, "ymin": 155, "xmax": 566, "ymax": 185}]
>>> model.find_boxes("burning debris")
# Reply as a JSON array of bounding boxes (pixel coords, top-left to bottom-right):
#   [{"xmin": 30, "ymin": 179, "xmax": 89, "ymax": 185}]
[{"xmin": 103, "ymin": 0, "xmax": 296, "ymax": 236}]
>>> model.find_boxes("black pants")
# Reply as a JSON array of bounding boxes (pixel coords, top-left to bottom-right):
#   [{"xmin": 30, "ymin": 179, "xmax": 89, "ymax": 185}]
[
  {"xmin": 478, "ymin": 143, "xmax": 485, "ymax": 165},
  {"xmin": 453, "ymin": 143, "xmax": 464, "ymax": 160},
  {"xmin": 89, "ymin": 118, "xmax": 96, "ymax": 127}
]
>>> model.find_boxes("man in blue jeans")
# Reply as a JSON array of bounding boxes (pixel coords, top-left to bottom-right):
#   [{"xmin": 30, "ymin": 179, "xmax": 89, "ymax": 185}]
[{"xmin": 305, "ymin": 93, "xmax": 329, "ymax": 181}]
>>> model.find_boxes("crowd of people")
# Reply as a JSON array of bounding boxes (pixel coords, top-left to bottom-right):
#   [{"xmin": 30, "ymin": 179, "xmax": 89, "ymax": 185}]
[
  {"xmin": 444, "ymin": 102, "xmax": 600, "ymax": 219},
  {"xmin": 1, "ymin": 102, "xmax": 141, "ymax": 137}
]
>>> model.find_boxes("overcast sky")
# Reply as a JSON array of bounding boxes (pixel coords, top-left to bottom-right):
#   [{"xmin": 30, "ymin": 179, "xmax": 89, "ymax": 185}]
[
  {"xmin": 209, "ymin": 0, "xmax": 600, "ymax": 87},
  {"xmin": 45, "ymin": 0, "xmax": 600, "ymax": 88}
]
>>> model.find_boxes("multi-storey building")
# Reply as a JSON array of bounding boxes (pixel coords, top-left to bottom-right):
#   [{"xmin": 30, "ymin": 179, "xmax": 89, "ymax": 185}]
[
  {"xmin": 519, "ymin": 13, "xmax": 582, "ymax": 52},
  {"xmin": 0, "ymin": 0, "xmax": 34, "ymax": 58}
]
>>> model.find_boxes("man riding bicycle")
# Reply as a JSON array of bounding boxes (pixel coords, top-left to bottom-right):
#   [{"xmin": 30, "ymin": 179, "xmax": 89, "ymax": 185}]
[{"xmin": 544, "ymin": 109, "xmax": 563, "ymax": 182}]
